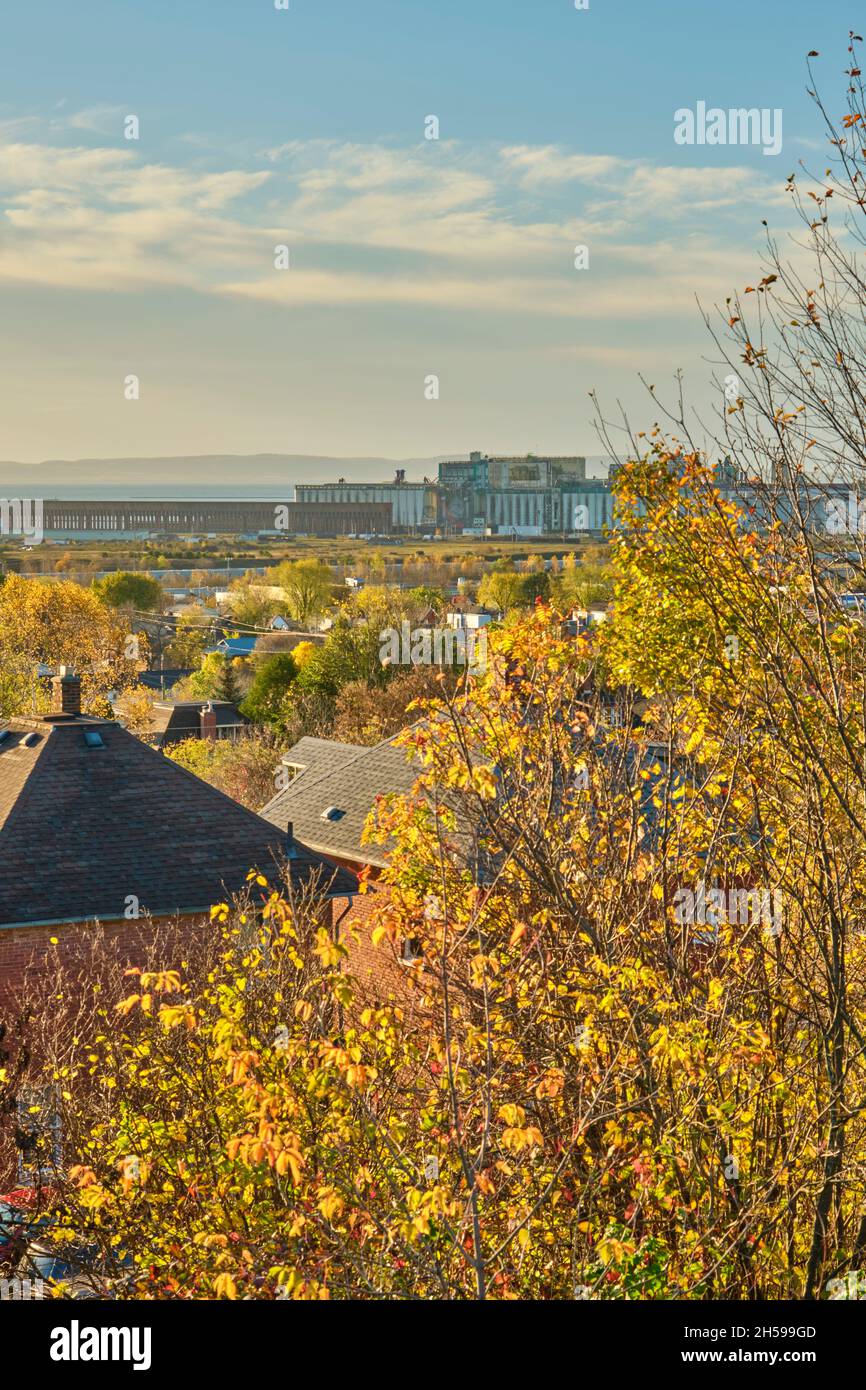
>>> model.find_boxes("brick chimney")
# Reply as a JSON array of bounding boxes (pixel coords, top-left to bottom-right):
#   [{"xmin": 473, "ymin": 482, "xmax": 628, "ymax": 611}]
[
  {"xmin": 200, "ymin": 700, "xmax": 218, "ymax": 740},
  {"xmin": 51, "ymin": 665, "xmax": 81, "ymax": 716}
]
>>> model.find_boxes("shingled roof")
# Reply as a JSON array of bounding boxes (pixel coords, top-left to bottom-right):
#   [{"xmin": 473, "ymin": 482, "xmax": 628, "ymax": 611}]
[
  {"xmin": 261, "ymin": 735, "xmax": 421, "ymax": 869},
  {"xmin": 0, "ymin": 712, "xmax": 356, "ymax": 930},
  {"xmin": 148, "ymin": 699, "xmax": 249, "ymax": 746}
]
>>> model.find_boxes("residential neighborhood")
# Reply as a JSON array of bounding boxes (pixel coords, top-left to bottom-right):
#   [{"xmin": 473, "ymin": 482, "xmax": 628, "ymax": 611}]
[{"xmin": 0, "ymin": 0, "xmax": 864, "ymax": 1361}]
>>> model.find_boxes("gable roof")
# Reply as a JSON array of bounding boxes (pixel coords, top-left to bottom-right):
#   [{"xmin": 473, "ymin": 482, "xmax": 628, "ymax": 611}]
[
  {"xmin": 261, "ymin": 735, "xmax": 421, "ymax": 868},
  {"xmin": 210, "ymin": 636, "xmax": 258, "ymax": 657},
  {"xmin": 279, "ymin": 736, "xmax": 369, "ymax": 780},
  {"xmin": 149, "ymin": 700, "xmax": 250, "ymax": 745},
  {"xmin": 0, "ymin": 714, "xmax": 356, "ymax": 930}
]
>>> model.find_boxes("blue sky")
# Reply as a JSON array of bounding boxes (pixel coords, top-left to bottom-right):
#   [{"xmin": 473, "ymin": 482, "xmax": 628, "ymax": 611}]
[{"xmin": 0, "ymin": 0, "xmax": 858, "ymax": 465}]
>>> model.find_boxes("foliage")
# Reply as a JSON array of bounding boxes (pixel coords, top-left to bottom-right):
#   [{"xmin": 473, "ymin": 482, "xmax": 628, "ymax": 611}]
[
  {"xmin": 271, "ymin": 560, "xmax": 333, "ymax": 625},
  {"xmin": 164, "ymin": 731, "xmax": 284, "ymax": 810},
  {"xmin": 477, "ymin": 564, "xmax": 524, "ymax": 613},
  {"xmin": 165, "ymin": 608, "xmax": 212, "ymax": 668},
  {"xmin": 227, "ymin": 575, "xmax": 284, "ymax": 629},
  {"xmin": 0, "ymin": 574, "xmax": 142, "ymax": 717},
  {"xmin": 175, "ymin": 654, "xmax": 249, "ymax": 703},
  {"xmin": 240, "ymin": 654, "xmax": 298, "ymax": 732},
  {"xmin": 331, "ymin": 667, "xmax": 453, "ymax": 746},
  {"xmin": 92, "ymin": 572, "xmax": 164, "ymax": 613}
]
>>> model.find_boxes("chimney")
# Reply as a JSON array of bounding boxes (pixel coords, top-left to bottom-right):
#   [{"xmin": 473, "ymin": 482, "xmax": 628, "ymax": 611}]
[
  {"xmin": 200, "ymin": 701, "xmax": 217, "ymax": 740},
  {"xmin": 51, "ymin": 665, "xmax": 81, "ymax": 717}
]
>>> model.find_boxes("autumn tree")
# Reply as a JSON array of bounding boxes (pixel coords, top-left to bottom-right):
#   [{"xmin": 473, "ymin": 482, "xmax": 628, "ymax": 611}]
[
  {"xmin": 165, "ymin": 730, "xmax": 285, "ymax": 810},
  {"xmin": 0, "ymin": 574, "xmax": 142, "ymax": 717},
  {"xmin": 92, "ymin": 572, "xmax": 164, "ymax": 613},
  {"xmin": 271, "ymin": 559, "xmax": 333, "ymax": 626}
]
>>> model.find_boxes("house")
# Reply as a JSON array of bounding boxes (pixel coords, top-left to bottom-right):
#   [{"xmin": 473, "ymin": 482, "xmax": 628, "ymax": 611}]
[
  {"xmin": 207, "ymin": 635, "xmax": 258, "ymax": 658},
  {"xmin": 0, "ymin": 669, "xmax": 356, "ymax": 1017},
  {"xmin": 137, "ymin": 667, "xmax": 193, "ymax": 695},
  {"xmin": 446, "ymin": 598, "xmax": 498, "ymax": 630},
  {"xmin": 568, "ymin": 602, "xmax": 611, "ymax": 634},
  {"xmin": 254, "ymin": 630, "xmax": 326, "ymax": 657},
  {"xmin": 261, "ymin": 735, "xmax": 422, "ymax": 1000},
  {"xmin": 146, "ymin": 698, "xmax": 250, "ymax": 747}
]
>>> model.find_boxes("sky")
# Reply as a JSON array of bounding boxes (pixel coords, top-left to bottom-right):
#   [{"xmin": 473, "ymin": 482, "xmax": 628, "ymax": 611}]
[{"xmin": 0, "ymin": 0, "xmax": 859, "ymax": 466}]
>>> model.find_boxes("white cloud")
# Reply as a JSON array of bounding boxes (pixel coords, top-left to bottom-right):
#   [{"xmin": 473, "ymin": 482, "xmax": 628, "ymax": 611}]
[
  {"xmin": 64, "ymin": 105, "xmax": 128, "ymax": 135},
  {"xmin": 500, "ymin": 145, "xmax": 625, "ymax": 185},
  {"xmin": 0, "ymin": 130, "xmax": 788, "ymax": 323}
]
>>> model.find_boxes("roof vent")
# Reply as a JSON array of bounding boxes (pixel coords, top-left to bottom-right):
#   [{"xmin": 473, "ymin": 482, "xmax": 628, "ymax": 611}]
[
  {"xmin": 23, "ymin": 733, "xmax": 41, "ymax": 748},
  {"xmin": 0, "ymin": 730, "xmax": 10, "ymax": 747},
  {"xmin": 321, "ymin": 806, "xmax": 346, "ymax": 822}
]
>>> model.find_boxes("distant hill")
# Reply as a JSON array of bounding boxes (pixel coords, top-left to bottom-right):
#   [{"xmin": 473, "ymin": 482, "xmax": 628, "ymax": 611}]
[
  {"xmin": 0, "ymin": 454, "xmax": 449, "ymax": 495},
  {"xmin": 0, "ymin": 451, "xmax": 609, "ymax": 499}
]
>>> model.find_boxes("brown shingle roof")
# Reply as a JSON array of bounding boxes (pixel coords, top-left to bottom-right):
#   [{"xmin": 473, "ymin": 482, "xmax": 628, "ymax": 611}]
[{"xmin": 0, "ymin": 714, "xmax": 356, "ymax": 928}]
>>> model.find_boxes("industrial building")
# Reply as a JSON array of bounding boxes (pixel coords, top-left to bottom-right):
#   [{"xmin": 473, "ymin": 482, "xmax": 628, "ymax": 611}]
[
  {"xmin": 295, "ymin": 453, "xmax": 602, "ymax": 537},
  {"xmin": 25, "ymin": 454, "xmax": 613, "ymax": 541},
  {"xmin": 294, "ymin": 474, "xmax": 439, "ymax": 531},
  {"xmin": 36, "ymin": 499, "xmax": 392, "ymax": 540}
]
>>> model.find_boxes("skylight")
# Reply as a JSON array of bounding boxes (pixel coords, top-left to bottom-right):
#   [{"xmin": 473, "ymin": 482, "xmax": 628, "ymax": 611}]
[{"xmin": 83, "ymin": 730, "xmax": 105, "ymax": 749}]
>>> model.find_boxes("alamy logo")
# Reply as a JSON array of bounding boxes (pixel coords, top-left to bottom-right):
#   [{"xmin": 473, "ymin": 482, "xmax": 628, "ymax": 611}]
[
  {"xmin": 673, "ymin": 880, "xmax": 784, "ymax": 936},
  {"xmin": 826, "ymin": 1271, "xmax": 866, "ymax": 1300},
  {"xmin": 0, "ymin": 498, "xmax": 43, "ymax": 544},
  {"xmin": 50, "ymin": 1321, "xmax": 152, "ymax": 1372},
  {"xmin": 674, "ymin": 102, "xmax": 783, "ymax": 156},
  {"xmin": 0, "ymin": 1275, "xmax": 44, "ymax": 1300},
  {"xmin": 379, "ymin": 621, "xmax": 487, "ymax": 674},
  {"xmin": 825, "ymin": 493, "xmax": 866, "ymax": 535}
]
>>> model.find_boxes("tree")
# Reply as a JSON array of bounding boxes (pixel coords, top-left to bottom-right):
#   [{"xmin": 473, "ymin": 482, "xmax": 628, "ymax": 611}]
[
  {"xmin": 331, "ymin": 666, "xmax": 453, "ymax": 745},
  {"xmin": 165, "ymin": 730, "xmax": 285, "ymax": 810},
  {"xmin": 552, "ymin": 561, "xmax": 613, "ymax": 611},
  {"xmin": 165, "ymin": 607, "xmax": 211, "ymax": 668},
  {"xmin": 0, "ymin": 574, "xmax": 141, "ymax": 717},
  {"xmin": 228, "ymin": 574, "xmax": 283, "ymax": 629},
  {"xmin": 215, "ymin": 655, "xmax": 243, "ymax": 704},
  {"xmin": 175, "ymin": 653, "xmax": 247, "ymax": 703},
  {"xmin": 271, "ymin": 559, "xmax": 333, "ymax": 625},
  {"xmin": 240, "ymin": 653, "xmax": 298, "ymax": 731},
  {"xmin": 11, "ymin": 571, "xmax": 866, "ymax": 1299},
  {"xmin": 112, "ymin": 687, "xmax": 158, "ymax": 737},
  {"xmin": 92, "ymin": 572, "xmax": 164, "ymax": 613},
  {"xmin": 477, "ymin": 564, "xmax": 524, "ymax": 613},
  {"xmin": 519, "ymin": 569, "xmax": 550, "ymax": 605},
  {"xmin": 402, "ymin": 585, "xmax": 445, "ymax": 614},
  {"xmin": 287, "ymin": 640, "xmax": 317, "ymax": 669}
]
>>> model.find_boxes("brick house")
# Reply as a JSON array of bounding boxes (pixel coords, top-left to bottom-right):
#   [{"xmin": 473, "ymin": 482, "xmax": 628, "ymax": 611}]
[
  {"xmin": 146, "ymin": 697, "xmax": 250, "ymax": 747},
  {"xmin": 0, "ymin": 669, "xmax": 357, "ymax": 1019}
]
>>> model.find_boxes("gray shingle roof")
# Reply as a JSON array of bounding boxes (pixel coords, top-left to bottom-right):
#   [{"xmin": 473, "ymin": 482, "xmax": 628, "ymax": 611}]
[
  {"xmin": 261, "ymin": 735, "xmax": 421, "ymax": 868},
  {"xmin": 0, "ymin": 714, "xmax": 356, "ymax": 929}
]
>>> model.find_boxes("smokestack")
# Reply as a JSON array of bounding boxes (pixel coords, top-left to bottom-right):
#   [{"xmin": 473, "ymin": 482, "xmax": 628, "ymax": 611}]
[{"xmin": 51, "ymin": 666, "xmax": 81, "ymax": 717}]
